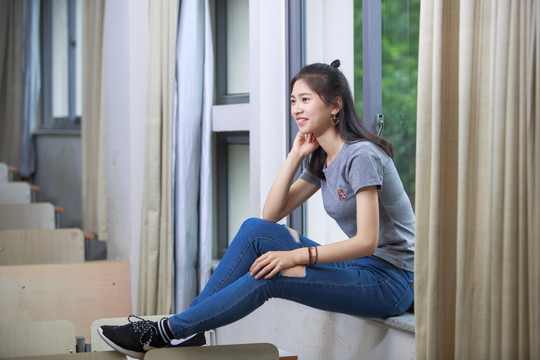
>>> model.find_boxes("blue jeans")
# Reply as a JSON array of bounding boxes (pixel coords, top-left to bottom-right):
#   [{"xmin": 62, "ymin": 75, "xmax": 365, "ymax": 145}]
[{"xmin": 168, "ymin": 218, "xmax": 414, "ymax": 339}]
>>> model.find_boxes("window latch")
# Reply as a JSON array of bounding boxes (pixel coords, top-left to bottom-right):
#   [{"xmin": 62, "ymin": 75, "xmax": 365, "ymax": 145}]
[{"xmin": 376, "ymin": 113, "xmax": 385, "ymax": 136}]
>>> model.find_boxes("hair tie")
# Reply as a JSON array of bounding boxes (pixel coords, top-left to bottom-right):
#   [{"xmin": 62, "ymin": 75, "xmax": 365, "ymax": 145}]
[{"xmin": 330, "ymin": 59, "xmax": 341, "ymax": 68}]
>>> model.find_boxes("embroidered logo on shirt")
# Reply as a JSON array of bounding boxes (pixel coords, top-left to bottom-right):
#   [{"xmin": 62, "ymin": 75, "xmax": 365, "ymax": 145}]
[{"xmin": 337, "ymin": 189, "xmax": 346, "ymax": 201}]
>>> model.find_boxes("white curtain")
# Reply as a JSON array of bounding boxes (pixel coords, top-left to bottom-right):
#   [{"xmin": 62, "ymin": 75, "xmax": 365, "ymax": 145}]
[
  {"xmin": 415, "ymin": 0, "xmax": 539, "ymax": 358},
  {"xmin": 82, "ymin": 0, "xmax": 108, "ymax": 241},
  {"xmin": 173, "ymin": 0, "xmax": 214, "ymax": 312},
  {"xmin": 137, "ymin": 0, "xmax": 177, "ymax": 315}
]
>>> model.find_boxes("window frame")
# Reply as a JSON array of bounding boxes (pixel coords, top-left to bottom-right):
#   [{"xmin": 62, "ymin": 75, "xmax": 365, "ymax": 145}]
[
  {"xmin": 361, "ymin": 0, "xmax": 382, "ymax": 134},
  {"xmin": 285, "ymin": 0, "xmax": 306, "ymax": 234}
]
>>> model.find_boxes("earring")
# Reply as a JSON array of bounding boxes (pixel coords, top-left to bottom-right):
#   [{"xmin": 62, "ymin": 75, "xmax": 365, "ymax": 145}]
[{"xmin": 330, "ymin": 114, "xmax": 340, "ymax": 126}]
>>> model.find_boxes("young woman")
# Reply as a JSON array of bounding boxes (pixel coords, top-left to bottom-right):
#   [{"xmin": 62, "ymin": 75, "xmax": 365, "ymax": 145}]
[{"xmin": 99, "ymin": 60, "xmax": 415, "ymax": 359}]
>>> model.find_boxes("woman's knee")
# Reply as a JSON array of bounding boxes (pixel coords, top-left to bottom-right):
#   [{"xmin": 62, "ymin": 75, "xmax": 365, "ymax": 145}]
[
  {"xmin": 229, "ymin": 218, "xmax": 269, "ymax": 247},
  {"xmin": 232, "ymin": 218, "xmax": 295, "ymax": 253},
  {"xmin": 237, "ymin": 217, "xmax": 277, "ymax": 236},
  {"xmin": 239, "ymin": 217, "xmax": 266, "ymax": 230}
]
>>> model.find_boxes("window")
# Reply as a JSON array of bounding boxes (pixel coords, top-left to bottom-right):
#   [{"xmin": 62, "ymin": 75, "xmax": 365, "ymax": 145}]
[
  {"xmin": 40, "ymin": 0, "xmax": 83, "ymax": 129},
  {"xmin": 353, "ymin": 0, "xmax": 419, "ymax": 205},
  {"xmin": 301, "ymin": 0, "xmax": 419, "ymax": 242},
  {"xmin": 213, "ymin": 0, "xmax": 251, "ymax": 260},
  {"xmin": 215, "ymin": 0, "xmax": 250, "ymax": 104},
  {"xmin": 215, "ymin": 132, "xmax": 250, "ymax": 259}
]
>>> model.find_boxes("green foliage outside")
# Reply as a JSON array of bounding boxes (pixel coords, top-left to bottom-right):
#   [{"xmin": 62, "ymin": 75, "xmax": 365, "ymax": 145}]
[{"xmin": 353, "ymin": 0, "xmax": 420, "ymax": 206}]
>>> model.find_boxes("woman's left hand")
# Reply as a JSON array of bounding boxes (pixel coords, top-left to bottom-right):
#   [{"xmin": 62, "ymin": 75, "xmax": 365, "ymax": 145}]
[{"xmin": 250, "ymin": 250, "xmax": 297, "ymax": 279}]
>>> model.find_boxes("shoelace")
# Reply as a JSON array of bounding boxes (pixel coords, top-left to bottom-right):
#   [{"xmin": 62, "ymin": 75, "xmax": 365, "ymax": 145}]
[{"xmin": 128, "ymin": 315, "xmax": 158, "ymax": 346}]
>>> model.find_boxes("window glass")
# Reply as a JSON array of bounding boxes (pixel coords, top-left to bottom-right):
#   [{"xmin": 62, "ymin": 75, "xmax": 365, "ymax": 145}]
[
  {"xmin": 52, "ymin": 0, "xmax": 69, "ymax": 118},
  {"xmin": 227, "ymin": 143, "xmax": 250, "ymax": 244},
  {"xmin": 353, "ymin": 1, "xmax": 363, "ymax": 119},
  {"xmin": 379, "ymin": 0, "xmax": 420, "ymax": 204},
  {"xmin": 226, "ymin": 0, "xmax": 249, "ymax": 95},
  {"xmin": 215, "ymin": 132, "xmax": 249, "ymax": 259}
]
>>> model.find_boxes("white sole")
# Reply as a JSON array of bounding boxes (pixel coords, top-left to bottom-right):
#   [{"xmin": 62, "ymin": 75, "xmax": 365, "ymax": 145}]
[{"xmin": 98, "ymin": 326, "xmax": 145, "ymax": 359}]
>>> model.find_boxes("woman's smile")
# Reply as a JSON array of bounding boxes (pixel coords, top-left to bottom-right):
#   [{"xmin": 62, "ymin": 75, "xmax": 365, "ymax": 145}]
[{"xmin": 296, "ymin": 117, "xmax": 308, "ymax": 126}]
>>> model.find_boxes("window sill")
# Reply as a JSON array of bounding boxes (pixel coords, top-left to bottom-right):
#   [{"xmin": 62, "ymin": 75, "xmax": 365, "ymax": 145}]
[{"xmin": 366, "ymin": 311, "xmax": 415, "ymax": 335}]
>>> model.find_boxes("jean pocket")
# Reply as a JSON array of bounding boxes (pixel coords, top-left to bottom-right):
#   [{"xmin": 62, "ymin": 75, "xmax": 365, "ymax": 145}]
[{"xmin": 391, "ymin": 279, "xmax": 414, "ymax": 316}]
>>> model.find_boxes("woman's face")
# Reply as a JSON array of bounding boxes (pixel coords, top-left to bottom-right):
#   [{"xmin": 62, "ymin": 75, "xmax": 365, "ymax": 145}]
[{"xmin": 290, "ymin": 79, "xmax": 336, "ymax": 136}]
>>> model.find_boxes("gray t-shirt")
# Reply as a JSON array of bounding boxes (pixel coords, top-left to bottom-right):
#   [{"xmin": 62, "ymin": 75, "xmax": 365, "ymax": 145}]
[{"xmin": 300, "ymin": 141, "xmax": 415, "ymax": 272}]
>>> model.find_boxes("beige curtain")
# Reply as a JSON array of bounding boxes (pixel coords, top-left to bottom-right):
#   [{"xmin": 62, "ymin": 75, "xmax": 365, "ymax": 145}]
[
  {"xmin": 82, "ymin": 0, "xmax": 108, "ymax": 241},
  {"xmin": 137, "ymin": 0, "xmax": 178, "ymax": 315},
  {"xmin": 415, "ymin": 0, "xmax": 539, "ymax": 359},
  {"xmin": 0, "ymin": 1, "xmax": 24, "ymax": 167}
]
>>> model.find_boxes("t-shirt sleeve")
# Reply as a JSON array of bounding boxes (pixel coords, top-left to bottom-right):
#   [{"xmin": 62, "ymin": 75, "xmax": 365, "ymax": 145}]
[
  {"xmin": 299, "ymin": 166, "xmax": 321, "ymax": 186},
  {"xmin": 347, "ymin": 146, "xmax": 385, "ymax": 193}
]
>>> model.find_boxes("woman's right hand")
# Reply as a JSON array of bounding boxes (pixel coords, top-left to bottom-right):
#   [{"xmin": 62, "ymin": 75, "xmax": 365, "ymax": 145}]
[{"xmin": 291, "ymin": 132, "xmax": 320, "ymax": 159}]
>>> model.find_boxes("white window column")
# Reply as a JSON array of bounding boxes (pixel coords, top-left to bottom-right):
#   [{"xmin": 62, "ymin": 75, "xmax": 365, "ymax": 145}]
[
  {"xmin": 248, "ymin": 0, "xmax": 288, "ymax": 217},
  {"xmin": 304, "ymin": 0, "xmax": 353, "ymax": 244}
]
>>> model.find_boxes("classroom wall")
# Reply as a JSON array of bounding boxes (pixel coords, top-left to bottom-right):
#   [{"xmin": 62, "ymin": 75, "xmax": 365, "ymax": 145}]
[
  {"xmin": 103, "ymin": 0, "xmax": 147, "ymax": 310},
  {"xmin": 33, "ymin": 0, "xmax": 147, "ymax": 310},
  {"xmin": 33, "ymin": 133, "xmax": 82, "ymax": 229}
]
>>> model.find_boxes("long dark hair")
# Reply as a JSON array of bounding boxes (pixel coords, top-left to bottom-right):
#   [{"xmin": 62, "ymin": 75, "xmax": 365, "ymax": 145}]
[{"xmin": 290, "ymin": 60, "xmax": 394, "ymax": 179}]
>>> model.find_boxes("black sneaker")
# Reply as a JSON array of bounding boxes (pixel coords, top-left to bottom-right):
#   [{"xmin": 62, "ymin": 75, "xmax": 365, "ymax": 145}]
[{"xmin": 98, "ymin": 315, "xmax": 205, "ymax": 359}]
